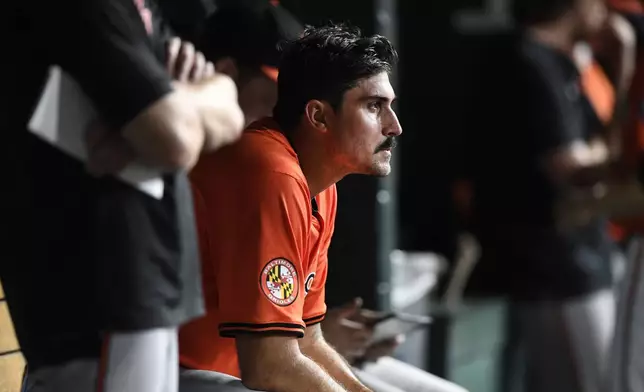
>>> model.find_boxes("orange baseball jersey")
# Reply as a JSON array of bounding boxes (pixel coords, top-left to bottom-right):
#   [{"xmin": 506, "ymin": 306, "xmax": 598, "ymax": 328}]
[{"xmin": 179, "ymin": 118, "xmax": 337, "ymax": 376}]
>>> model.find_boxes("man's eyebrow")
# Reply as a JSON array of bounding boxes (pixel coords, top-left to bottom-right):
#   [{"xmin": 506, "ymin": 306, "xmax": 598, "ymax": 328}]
[{"xmin": 359, "ymin": 94, "xmax": 397, "ymax": 102}]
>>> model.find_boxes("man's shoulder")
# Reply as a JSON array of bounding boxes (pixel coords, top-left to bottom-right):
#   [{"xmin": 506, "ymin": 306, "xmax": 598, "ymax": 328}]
[{"xmin": 192, "ymin": 119, "xmax": 305, "ymax": 185}]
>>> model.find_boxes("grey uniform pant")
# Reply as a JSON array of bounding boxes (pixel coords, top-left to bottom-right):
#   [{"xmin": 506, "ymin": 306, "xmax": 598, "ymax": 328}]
[
  {"xmin": 512, "ymin": 289, "xmax": 615, "ymax": 392},
  {"xmin": 608, "ymin": 238, "xmax": 644, "ymax": 392},
  {"xmin": 178, "ymin": 357, "xmax": 467, "ymax": 392}
]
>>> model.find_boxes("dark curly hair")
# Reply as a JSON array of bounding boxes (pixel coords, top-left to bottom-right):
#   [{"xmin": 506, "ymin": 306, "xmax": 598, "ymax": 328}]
[{"xmin": 273, "ymin": 23, "xmax": 398, "ymax": 132}]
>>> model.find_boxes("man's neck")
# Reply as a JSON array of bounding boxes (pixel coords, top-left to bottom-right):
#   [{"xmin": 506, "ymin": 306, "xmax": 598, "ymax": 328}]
[
  {"xmin": 527, "ymin": 22, "xmax": 577, "ymax": 55},
  {"xmin": 289, "ymin": 127, "xmax": 347, "ymax": 197}
]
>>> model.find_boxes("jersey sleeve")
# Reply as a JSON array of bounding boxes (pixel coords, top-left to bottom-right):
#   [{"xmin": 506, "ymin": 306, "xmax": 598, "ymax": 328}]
[
  {"xmin": 42, "ymin": 0, "xmax": 173, "ymax": 130},
  {"xmin": 302, "ymin": 185, "xmax": 337, "ymax": 326},
  {"xmin": 212, "ymin": 172, "xmax": 311, "ymax": 338},
  {"xmin": 302, "ymin": 254, "xmax": 328, "ymax": 327}
]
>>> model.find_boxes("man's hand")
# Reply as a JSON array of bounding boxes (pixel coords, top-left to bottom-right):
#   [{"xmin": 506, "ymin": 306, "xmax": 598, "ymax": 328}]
[
  {"xmin": 322, "ymin": 298, "xmax": 402, "ymax": 364},
  {"xmin": 192, "ymin": 76, "xmax": 245, "ymax": 151},
  {"xmin": 361, "ymin": 335, "xmax": 405, "ymax": 363},
  {"xmin": 166, "ymin": 37, "xmax": 244, "ymax": 152},
  {"xmin": 85, "ymin": 120, "xmax": 135, "ymax": 176},
  {"xmin": 167, "ymin": 38, "xmax": 215, "ymax": 83},
  {"xmin": 322, "ymin": 299, "xmax": 373, "ymax": 360}
]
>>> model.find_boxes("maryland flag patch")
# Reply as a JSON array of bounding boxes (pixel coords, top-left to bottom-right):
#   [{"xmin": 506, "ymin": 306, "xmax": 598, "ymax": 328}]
[{"xmin": 260, "ymin": 258, "xmax": 299, "ymax": 306}]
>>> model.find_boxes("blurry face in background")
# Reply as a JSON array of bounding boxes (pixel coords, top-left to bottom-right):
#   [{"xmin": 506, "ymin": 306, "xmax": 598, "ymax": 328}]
[
  {"xmin": 214, "ymin": 58, "xmax": 278, "ymax": 127},
  {"xmin": 237, "ymin": 70, "xmax": 277, "ymax": 127},
  {"xmin": 573, "ymin": 0, "xmax": 608, "ymax": 38},
  {"xmin": 324, "ymin": 72, "xmax": 402, "ymax": 177}
]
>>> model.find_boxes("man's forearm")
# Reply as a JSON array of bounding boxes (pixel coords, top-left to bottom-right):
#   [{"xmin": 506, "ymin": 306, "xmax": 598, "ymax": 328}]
[
  {"xmin": 242, "ymin": 353, "xmax": 347, "ymax": 392},
  {"xmin": 180, "ymin": 75, "xmax": 244, "ymax": 152},
  {"xmin": 301, "ymin": 340, "xmax": 372, "ymax": 392},
  {"xmin": 556, "ymin": 177, "xmax": 644, "ymax": 229}
]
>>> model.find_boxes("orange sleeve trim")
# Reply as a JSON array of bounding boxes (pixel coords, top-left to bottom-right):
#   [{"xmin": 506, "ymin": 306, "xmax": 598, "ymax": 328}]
[
  {"xmin": 219, "ymin": 322, "xmax": 305, "ymax": 338},
  {"xmin": 303, "ymin": 313, "xmax": 326, "ymax": 326}
]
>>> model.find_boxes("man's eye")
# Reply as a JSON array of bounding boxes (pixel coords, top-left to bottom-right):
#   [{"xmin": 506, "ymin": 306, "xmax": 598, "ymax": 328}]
[{"xmin": 368, "ymin": 101, "xmax": 381, "ymax": 112}]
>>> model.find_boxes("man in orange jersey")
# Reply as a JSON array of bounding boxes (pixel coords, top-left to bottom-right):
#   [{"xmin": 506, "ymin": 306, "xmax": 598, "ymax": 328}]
[
  {"xmin": 180, "ymin": 23, "xmax": 402, "ymax": 392},
  {"xmin": 190, "ymin": 5, "xmax": 464, "ymax": 392}
]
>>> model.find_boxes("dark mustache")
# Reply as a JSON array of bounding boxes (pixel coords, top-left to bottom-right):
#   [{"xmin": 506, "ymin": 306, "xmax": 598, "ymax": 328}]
[{"xmin": 375, "ymin": 137, "xmax": 397, "ymax": 153}]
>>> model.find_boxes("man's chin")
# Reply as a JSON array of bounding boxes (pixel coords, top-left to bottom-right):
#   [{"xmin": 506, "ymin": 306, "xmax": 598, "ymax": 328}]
[{"xmin": 369, "ymin": 163, "xmax": 391, "ymax": 177}]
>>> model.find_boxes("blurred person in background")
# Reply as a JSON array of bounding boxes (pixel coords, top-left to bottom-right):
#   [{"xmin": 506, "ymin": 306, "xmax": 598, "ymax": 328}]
[
  {"xmin": 195, "ymin": 1, "xmax": 303, "ymax": 127},
  {"xmin": 4, "ymin": 0, "xmax": 243, "ymax": 391},
  {"xmin": 462, "ymin": 0, "xmax": 625, "ymax": 391},
  {"xmin": 600, "ymin": 1, "xmax": 644, "ymax": 391},
  {"xmin": 179, "ymin": 23, "xmax": 401, "ymax": 392}
]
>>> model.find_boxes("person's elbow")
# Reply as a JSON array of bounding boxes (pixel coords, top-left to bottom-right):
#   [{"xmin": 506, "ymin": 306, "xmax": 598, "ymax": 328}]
[
  {"xmin": 239, "ymin": 354, "xmax": 296, "ymax": 391},
  {"xmin": 151, "ymin": 105, "xmax": 205, "ymax": 170},
  {"xmin": 197, "ymin": 75, "xmax": 246, "ymax": 152},
  {"xmin": 239, "ymin": 364, "xmax": 278, "ymax": 391},
  {"xmin": 122, "ymin": 91, "xmax": 205, "ymax": 171}
]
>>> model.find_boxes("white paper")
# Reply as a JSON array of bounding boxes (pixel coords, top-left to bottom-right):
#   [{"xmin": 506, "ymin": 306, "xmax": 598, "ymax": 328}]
[{"xmin": 28, "ymin": 66, "xmax": 164, "ymax": 199}]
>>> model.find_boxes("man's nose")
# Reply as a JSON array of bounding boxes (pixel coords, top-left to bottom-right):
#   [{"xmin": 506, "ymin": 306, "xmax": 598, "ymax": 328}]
[{"xmin": 384, "ymin": 110, "xmax": 402, "ymax": 137}]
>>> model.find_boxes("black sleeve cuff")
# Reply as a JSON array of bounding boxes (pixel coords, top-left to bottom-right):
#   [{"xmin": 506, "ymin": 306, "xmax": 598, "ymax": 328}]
[
  {"xmin": 303, "ymin": 313, "xmax": 326, "ymax": 326},
  {"xmin": 219, "ymin": 322, "xmax": 305, "ymax": 338}
]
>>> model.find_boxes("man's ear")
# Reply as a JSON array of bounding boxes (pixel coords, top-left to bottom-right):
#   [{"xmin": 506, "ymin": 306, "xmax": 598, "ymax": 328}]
[
  {"xmin": 303, "ymin": 100, "xmax": 330, "ymax": 133},
  {"xmin": 214, "ymin": 57, "xmax": 239, "ymax": 80}
]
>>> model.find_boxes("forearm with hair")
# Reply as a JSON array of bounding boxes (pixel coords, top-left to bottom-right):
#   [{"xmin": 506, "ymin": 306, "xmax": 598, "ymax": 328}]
[
  {"xmin": 255, "ymin": 354, "xmax": 347, "ymax": 392},
  {"xmin": 244, "ymin": 352, "xmax": 347, "ymax": 392},
  {"xmin": 236, "ymin": 336, "xmax": 347, "ymax": 392},
  {"xmin": 173, "ymin": 75, "xmax": 244, "ymax": 152},
  {"xmin": 299, "ymin": 327, "xmax": 372, "ymax": 392}
]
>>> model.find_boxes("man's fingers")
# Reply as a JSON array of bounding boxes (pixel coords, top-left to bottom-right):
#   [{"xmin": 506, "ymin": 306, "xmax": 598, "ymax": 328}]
[
  {"xmin": 190, "ymin": 51, "xmax": 207, "ymax": 82},
  {"xmin": 177, "ymin": 42, "xmax": 196, "ymax": 82},
  {"xmin": 364, "ymin": 335, "xmax": 405, "ymax": 360},
  {"xmin": 204, "ymin": 62, "xmax": 216, "ymax": 79},
  {"xmin": 167, "ymin": 37, "xmax": 216, "ymax": 83},
  {"xmin": 339, "ymin": 318, "xmax": 364, "ymax": 330},
  {"xmin": 356, "ymin": 308, "xmax": 389, "ymax": 325},
  {"xmin": 354, "ymin": 329, "xmax": 373, "ymax": 344},
  {"xmin": 166, "ymin": 37, "xmax": 182, "ymax": 75},
  {"xmin": 363, "ymin": 339, "xmax": 400, "ymax": 361},
  {"xmin": 339, "ymin": 318, "xmax": 373, "ymax": 343},
  {"xmin": 337, "ymin": 298, "xmax": 363, "ymax": 318}
]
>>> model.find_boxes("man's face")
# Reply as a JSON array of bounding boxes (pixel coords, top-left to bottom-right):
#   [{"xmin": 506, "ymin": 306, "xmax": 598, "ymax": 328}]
[
  {"xmin": 574, "ymin": 0, "xmax": 608, "ymax": 38},
  {"xmin": 237, "ymin": 72, "xmax": 277, "ymax": 126},
  {"xmin": 326, "ymin": 72, "xmax": 402, "ymax": 177}
]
